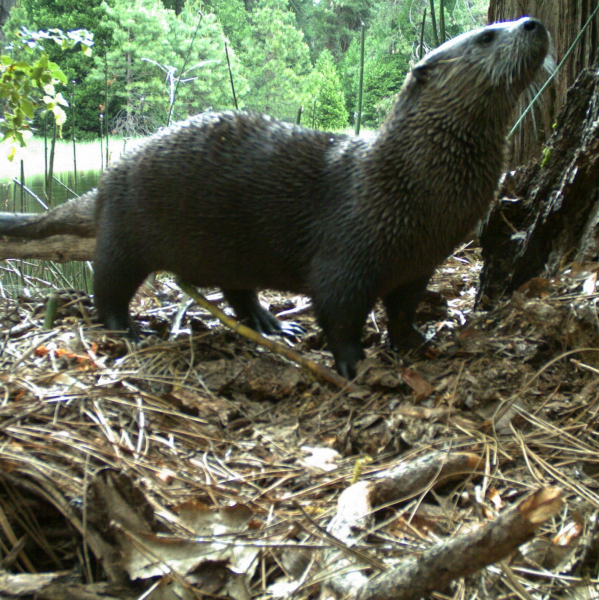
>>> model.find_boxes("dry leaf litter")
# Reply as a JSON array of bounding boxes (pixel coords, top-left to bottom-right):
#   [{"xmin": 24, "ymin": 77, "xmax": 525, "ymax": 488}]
[{"xmin": 1, "ymin": 244, "xmax": 599, "ymax": 599}]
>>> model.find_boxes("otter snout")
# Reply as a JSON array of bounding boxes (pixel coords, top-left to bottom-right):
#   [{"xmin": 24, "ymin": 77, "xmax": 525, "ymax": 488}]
[
  {"xmin": 506, "ymin": 17, "xmax": 550, "ymax": 94},
  {"xmin": 513, "ymin": 17, "xmax": 549, "ymax": 55}
]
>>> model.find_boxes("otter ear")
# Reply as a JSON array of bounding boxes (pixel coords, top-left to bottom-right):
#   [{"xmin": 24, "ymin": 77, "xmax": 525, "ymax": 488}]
[{"xmin": 412, "ymin": 63, "xmax": 431, "ymax": 84}]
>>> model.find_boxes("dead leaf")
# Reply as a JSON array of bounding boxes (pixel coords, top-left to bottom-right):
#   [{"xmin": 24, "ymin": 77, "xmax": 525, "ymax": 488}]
[
  {"xmin": 300, "ymin": 446, "xmax": 340, "ymax": 472},
  {"xmin": 401, "ymin": 368, "xmax": 435, "ymax": 401},
  {"xmin": 0, "ymin": 571, "xmax": 61, "ymax": 595}
]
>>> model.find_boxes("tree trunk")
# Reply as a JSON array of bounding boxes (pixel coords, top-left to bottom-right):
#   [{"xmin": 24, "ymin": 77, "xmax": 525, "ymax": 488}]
[
  {"xmin": 0, "ymin": 0, "xmax": 16, "ymax": 28},
  {"xmin": 477, "ymin": 61, "xmax": 599, "ymax": 303},
  {"xmin": 489, "ymin": 0, "xmax": 599, "ymax": 166}
]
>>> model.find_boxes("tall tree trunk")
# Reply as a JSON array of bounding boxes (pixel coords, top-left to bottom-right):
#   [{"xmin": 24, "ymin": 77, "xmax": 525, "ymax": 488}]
[
  {"xmin": 478, "ymin": 61, "xmax": 599, "ymax": 303},
  {"xmin": 0, "ymin": 0, "xmax": 17, "ymax": 44},
  {"xmin": 489, "ymin": 0, "xmax": 599, "ymax": 166}
]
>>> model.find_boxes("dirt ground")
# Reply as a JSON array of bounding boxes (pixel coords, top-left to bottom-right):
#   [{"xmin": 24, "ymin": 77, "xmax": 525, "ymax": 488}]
[{"xmin": 1, "ymin": 245, "xmax": 599, "ymax": 599}]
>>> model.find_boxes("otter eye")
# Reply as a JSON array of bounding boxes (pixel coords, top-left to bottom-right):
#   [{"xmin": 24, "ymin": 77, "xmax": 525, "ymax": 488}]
[
  {"xmin": 412, "ymin": 64, "xmax": 429, "ymax": 83},
  {"xmin": 477, "ymin": 30, "xmax": 496, "ymax": 45}
]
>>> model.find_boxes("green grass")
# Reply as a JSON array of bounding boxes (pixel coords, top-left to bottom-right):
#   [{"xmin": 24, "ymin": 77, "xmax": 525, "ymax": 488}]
[{"xmin": 1, "ymin": 136, "xmax": 143, "ymax": 181}]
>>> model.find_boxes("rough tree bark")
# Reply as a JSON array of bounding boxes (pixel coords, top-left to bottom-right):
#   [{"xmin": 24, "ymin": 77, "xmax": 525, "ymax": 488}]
[
  {"xmin": 489, "ymin": 0, "xmax": 599, "ymax": 166},
  {"xmin": 478, "ymin": 59, "xmax": 599, "ymax": 302}
]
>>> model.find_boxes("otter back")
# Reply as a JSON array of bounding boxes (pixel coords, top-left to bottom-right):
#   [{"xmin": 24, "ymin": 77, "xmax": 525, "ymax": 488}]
[{"xmin": 94, "ymin": 17, "xmax": 550, "ymax": 379}]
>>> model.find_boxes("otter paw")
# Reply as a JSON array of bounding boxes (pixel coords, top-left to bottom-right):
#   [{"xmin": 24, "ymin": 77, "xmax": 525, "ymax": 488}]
[
  {"xmin": 388, "ymin": 325, "xmax": 427, "ymax": 353},
  {"xmin": 333, "ymin": 345, "xmax": 365, "ymax": 380}
]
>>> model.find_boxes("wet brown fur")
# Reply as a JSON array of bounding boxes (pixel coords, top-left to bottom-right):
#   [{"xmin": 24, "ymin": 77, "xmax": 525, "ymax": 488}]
[{"xmin": 94, "ymin": 18, "xmax": 550, "ymax": 378}]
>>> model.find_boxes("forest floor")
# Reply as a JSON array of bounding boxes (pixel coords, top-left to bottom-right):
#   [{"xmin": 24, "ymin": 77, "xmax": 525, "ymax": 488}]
[{"xmin": 1, "ymin": 244, "xmax": 599, "ymax": 599}]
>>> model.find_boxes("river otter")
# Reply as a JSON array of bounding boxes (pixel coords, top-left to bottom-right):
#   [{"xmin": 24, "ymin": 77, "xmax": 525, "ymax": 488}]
[{"xmin": 94, "ymin": 17, "xmax": 550, "ymax": 379}]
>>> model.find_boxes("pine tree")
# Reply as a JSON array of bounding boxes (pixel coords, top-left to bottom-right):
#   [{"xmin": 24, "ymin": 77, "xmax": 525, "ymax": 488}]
[
  {"xmin": 204, "ymin": 0, "xmax": 250, "ymax": 50},
  {"xmin": 87, "ymin": 0, "xmax": 240, "ymax": 135},
  {"xmin": 339, "ymin": 4, "xmax": 411, "ymax": 129},
  {"xmin": 164, "ymin": 2, "xmax": 248, "ymax": 120},
  {"xmin": 88, "ymin": 0, "xmax": 173, "ymax": 135},
  {"xmin": 292, "ymin": 0, "xmax": 371, "ymax": 62},
  {"xmin": 310, "ymin": 49, "xmax": 348, "ymax": 130},
  {"xmin": 241, "ymin": 0, "xmax": 312, "ymax": 122}
]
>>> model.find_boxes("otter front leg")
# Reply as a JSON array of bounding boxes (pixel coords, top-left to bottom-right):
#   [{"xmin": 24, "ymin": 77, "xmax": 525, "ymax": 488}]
[
  {"xmin": 222, "ymin": 289, "xmax": 304, "ymax": 337},
  {"xmin": 315, "ymin": 299, "xmax": 369, "ymax": 380},
  {"xmin": 383, "ymin": 276, "xmax": 431, "ymax": 351}
]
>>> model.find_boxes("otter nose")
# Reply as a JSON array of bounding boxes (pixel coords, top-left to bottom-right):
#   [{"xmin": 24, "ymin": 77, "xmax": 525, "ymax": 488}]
[
  {"xmin": 516, "ymin": 17, "xmax": 549, "ymax": 52},
  {"xmin": 515, "ymin": 17, "xmax": 545, "ymax": 34}
]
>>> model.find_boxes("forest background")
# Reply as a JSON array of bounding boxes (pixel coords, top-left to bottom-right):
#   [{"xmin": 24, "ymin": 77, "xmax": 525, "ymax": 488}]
[{"xmin": 1, "ymin": 0, "xmax": 487, "ymax": 140}]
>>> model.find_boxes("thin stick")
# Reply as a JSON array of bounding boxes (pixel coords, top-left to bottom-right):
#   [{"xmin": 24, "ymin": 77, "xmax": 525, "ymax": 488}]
[
  {"xmin": 46, "ymin": 120, "xmax": 57, "ymax": 202},
  {"xmin": 71, "ymin": 80, "xmax": 78, "ymax": 194},
  {"xmin": 52, "ymin": 176, "xmax": 79, "ymax": 198},
  {"xmin": 355, "ymin": 22, "xmax": 365, "ymax": 135},
  {"xmin": 429, "ymin": 0, "xmax": 439, "ymax": 47},
  {"xmin": 224, "ymin": 41, "xmax": 238, "ymax": 110},
  {"xmin": 104, "ymin": 48, "xmax": 109, "ymax": 168},
  {"xmin": 177, "ymin": 280, "xmax": 356, "ymax": 391},
  {"xmin": 419, "ymin": 8, "xmax": 427, "ymax": 60},
  {"xmin": 11, "ymin": 178, "xmax": 48, "ymax": 211},
  {"xmin": 168, "ymin": 10, "xmax": 204, "ymax": 125}
]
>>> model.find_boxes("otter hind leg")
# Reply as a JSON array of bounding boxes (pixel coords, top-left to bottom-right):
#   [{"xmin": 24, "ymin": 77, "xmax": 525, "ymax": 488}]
[
  {"xmin": 383, "ymin": 276, "xmax": 431, "ymax": 351},
  {"xmin": 222, "ymin": 289, "xmax": 305, "ymax": 337},
  {"xmin": 94, "ymin": 245, "xmax": 148, "ymax": 339}
]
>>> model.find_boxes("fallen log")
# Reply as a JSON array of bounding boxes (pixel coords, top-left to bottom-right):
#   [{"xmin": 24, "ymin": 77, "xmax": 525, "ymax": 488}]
[
  {"xmin": 0, "ymin": 190, "xmax": 96, "ymax": 239},
  {"xmin": 325, "ymin": 451, "xmax": 562, "ymax": 600},
  {"xmin": 0, "ymin": 190, "xmax": 96, "ymax": 262},
  {"xmin": 0, "ymin": 235, "xmax": 95, "ymax": 262}
]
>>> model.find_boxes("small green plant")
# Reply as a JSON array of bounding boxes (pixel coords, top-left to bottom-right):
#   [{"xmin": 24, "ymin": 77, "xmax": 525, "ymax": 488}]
[
  {"xmin": 1, "ymin": 27, "xmax": 93, "ymax": 159},
  {"xmin": 541, "ymin": 147, "xmax": 552, "ymax": 167}
]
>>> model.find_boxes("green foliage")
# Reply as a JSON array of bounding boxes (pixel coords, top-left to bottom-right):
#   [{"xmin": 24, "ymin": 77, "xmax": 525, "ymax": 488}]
[
  {"xmin": 354, "ymin": 0, "xmax": 412, "ymax": 127},
  {"xmin": 292, "ymin": 0, "xmax": 371, "ymax": 62},
  {"xmin": 340, "ymin": 0, "xmax": 486, "ymax": 128},
  {"xmin": 2, "ymin": 0, "xmax": 490, "ymax": 140},
  {"xmin": 339, "ymin": 32, "xmax": 409, "ymax": 128},
  {"xmin": 241, "ymin": 0, "xmax": 312, "ymax": 122},
  {"xmin": 3, "ymin": 0, "xmax": 111, "ymax": 137},
  {"xmin": 202, "ymin": 0, "xmax": 250, "ymax": 49},
  {"xmin": 0, "ymin": 26, "xmax": 93, "ymax": 158},
  {"xmin": 403, "ymin": 0, "xmax": 487, "ymax": 55},
  {"xmin": 161, "ymin": 0, "xmax": 185, "ymax": 13},
  {"xmin": 309, "ymin": 49, "xmax": 348, "ymax": 130}
]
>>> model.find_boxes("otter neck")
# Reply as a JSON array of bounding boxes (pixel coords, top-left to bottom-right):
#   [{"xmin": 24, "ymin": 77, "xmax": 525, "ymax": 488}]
[{"xmin": 361, "ymin": 98, "xmax": 513, "ymax": 261}]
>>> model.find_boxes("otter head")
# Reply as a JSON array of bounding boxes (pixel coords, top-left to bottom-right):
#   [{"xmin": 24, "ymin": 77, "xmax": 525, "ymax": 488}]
[{"xmin": 405, "ymin": 17, "xmax": 551, "ymax": 126}]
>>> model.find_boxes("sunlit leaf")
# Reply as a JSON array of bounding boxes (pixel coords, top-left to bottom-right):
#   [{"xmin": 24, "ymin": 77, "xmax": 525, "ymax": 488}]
[
  {"xmin": 20, "ymin": 98, "xmax": 35, "ymax": 118},
  {"xmin": 53, "ymin": 105, "xmax": 67, "ymax": 125},
  {"xmin": 54, "ymin": 92, "xmax": 69, "ymax": 107}
]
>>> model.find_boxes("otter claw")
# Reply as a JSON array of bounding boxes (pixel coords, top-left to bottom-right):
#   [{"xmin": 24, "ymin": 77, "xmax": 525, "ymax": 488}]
[{"xmin": 278, "ymin": 321, "xmax": 306, "ymax": 338}]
